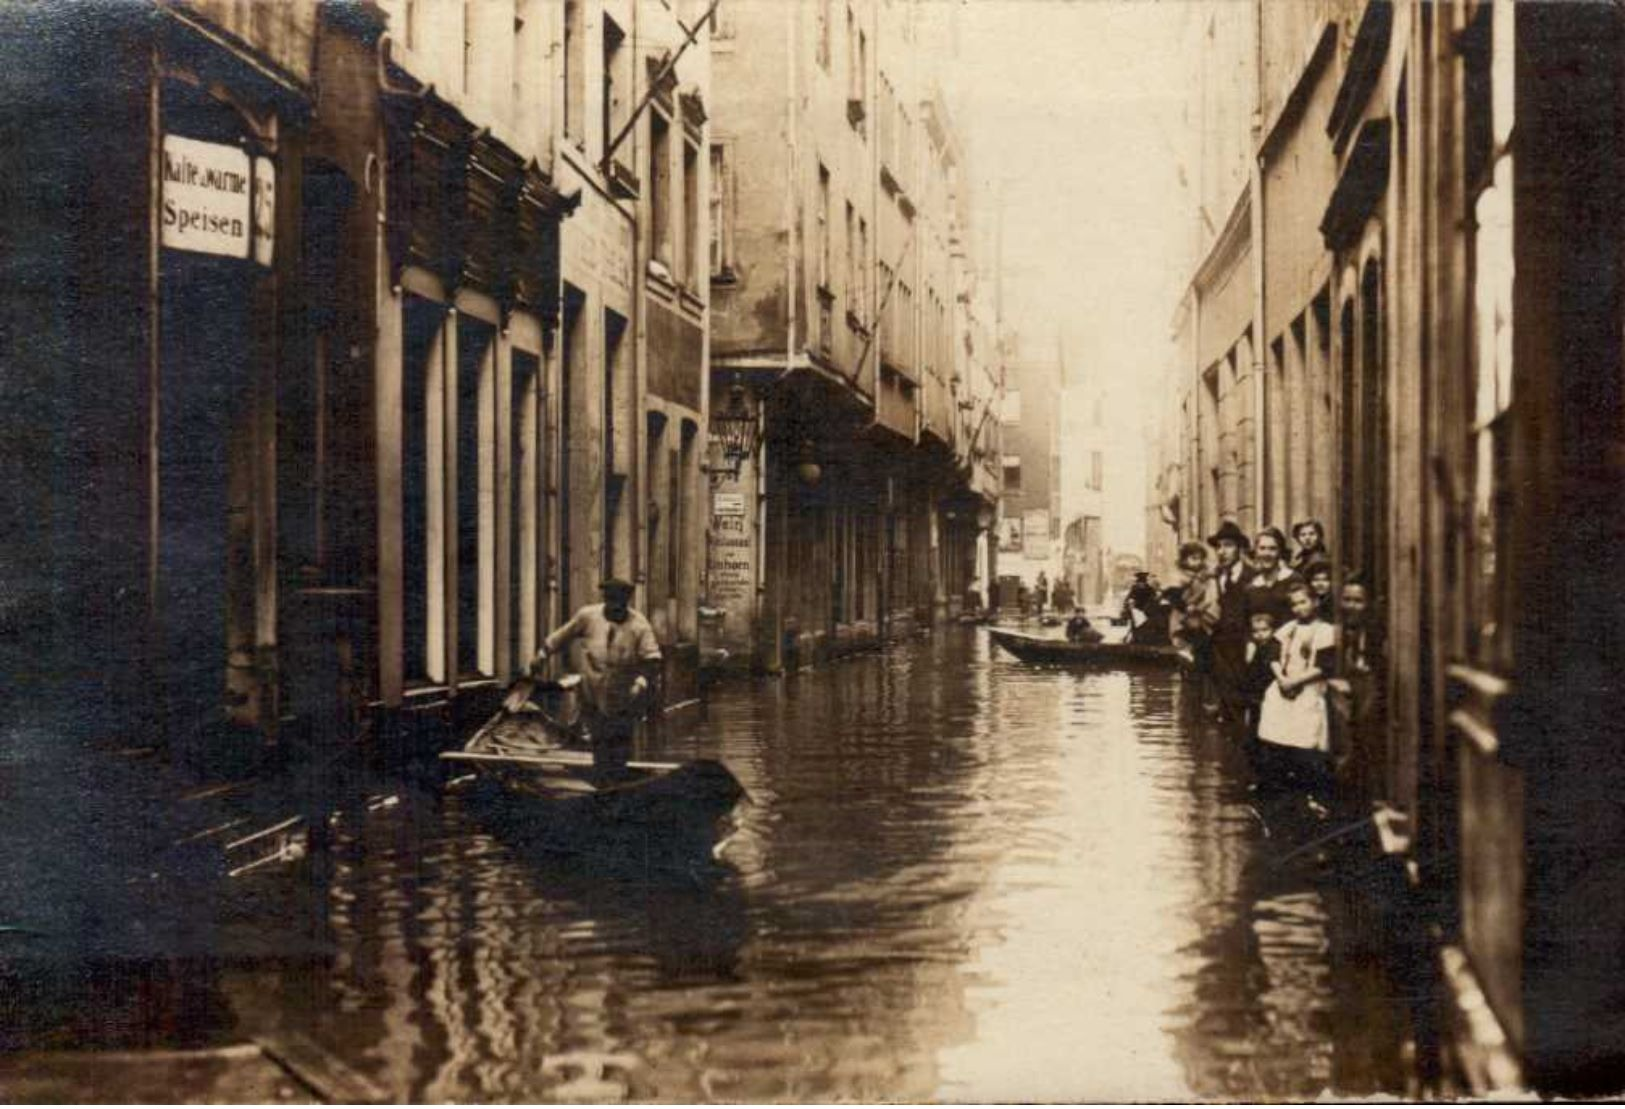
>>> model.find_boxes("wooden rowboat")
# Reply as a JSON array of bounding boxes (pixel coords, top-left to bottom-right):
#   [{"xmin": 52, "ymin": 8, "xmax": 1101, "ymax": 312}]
[
  {"xmin": 442, "ymin": 678, "xmax": 745, "ymax": 869},
  {"xmin": 989, "ymin": 627, "xmax": 1187, "ymax": 669}
]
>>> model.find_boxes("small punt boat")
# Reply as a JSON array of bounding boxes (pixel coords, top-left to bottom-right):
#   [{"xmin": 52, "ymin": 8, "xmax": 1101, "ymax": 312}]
[
  {"xmin": 442, "ymin": 678, "xmax": 746, "ymax": 871},
  {"xmin": 989, "ymin": 627, "xmax": 1187, "ymax": 669}
]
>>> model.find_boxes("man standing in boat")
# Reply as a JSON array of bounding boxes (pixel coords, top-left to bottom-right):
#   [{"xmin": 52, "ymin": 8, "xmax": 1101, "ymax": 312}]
[{"xmin": 530, "ymin": 578, "xmax": 663, "ymax": 773}]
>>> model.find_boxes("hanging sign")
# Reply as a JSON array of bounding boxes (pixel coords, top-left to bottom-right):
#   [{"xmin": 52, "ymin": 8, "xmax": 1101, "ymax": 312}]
[{"xmin": 161, "ymin": 134, "xmax": 251, "ymax": 258}]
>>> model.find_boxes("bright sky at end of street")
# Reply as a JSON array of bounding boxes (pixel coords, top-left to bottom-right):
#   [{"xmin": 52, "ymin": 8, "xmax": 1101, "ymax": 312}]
[{"xmin": 950, "ymin": 1, "xmax": 1200, "ymax": 559}]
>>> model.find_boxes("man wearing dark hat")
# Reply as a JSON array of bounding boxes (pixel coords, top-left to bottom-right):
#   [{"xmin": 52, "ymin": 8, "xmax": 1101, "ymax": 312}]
[
  {"xmin": 1121, "ymin": 570, "xmax": 1171, "ymax": 646},
  {"xmin": 531, "ymin": 577, "xmax": 662, "ymax": 773},
  {"xmin": 1207, "ymin": 520, "xmax": 1255, "ymax": 728}
]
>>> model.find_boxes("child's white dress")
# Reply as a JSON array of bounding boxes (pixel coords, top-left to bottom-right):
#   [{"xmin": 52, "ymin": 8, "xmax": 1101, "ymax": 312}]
[{"xmin": 1257, "ymin": 618, "xmax": 1336, "ymax": 751}]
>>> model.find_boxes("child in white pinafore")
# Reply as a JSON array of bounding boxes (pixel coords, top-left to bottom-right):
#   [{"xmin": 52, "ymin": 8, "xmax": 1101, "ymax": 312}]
[{"xmin": 1256, "ymin": 581, "xmax": 1338, "ymax": 808}]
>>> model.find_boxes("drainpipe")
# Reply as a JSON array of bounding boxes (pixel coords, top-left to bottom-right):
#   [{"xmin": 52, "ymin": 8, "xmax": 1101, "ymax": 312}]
[{"xmin": 1249, "ymin": 0, "xmax": 1267, "ymax": 532}]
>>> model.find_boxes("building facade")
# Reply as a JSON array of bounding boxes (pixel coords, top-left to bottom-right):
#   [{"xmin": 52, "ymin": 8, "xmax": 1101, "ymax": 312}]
[
  {"xmin": 1152, "ymin": 1, "xmax": 1625, "ymax": 1093},
  {"xmin": 1061, "ymin": 372, "xmax": 1107, "ymax": 609},
  {"xmin": 706, "ymin": 0, "xmax": 1001, "ymax": 672},
  {"xmin": 994, "ymin": 336, "xmax": 1062, "ymax": 606},
  {"xmin": 1, "ymin": 0, "xmax": 714, "ymax": 757}
]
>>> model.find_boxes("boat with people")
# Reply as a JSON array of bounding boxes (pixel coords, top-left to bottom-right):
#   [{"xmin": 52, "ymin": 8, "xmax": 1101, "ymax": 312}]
[
  {"xmin": 442, "ymin": 676, "xmax": 746, "ymax": 870},
  {"xmin": 989, "ymin": 627, "xmax": 1187, "ymax": 669}
]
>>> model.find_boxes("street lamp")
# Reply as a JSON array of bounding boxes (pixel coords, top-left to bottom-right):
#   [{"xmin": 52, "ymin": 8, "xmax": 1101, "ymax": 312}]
[
  {"xmin": 702, "ymin": 380, "xmax": 760, "ymax": 484},
  {"xmin": 794, "ymin": 438, "xmax": 822, "ymax": 487}
]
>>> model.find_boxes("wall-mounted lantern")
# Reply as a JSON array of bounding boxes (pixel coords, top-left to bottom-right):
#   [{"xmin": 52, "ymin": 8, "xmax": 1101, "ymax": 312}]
[{"xmin": 702, "ymin": 380, "xmax": 760, "ymax": 485}]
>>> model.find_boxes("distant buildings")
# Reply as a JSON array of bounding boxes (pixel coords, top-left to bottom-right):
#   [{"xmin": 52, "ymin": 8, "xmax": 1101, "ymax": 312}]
[
  {"xmin": 1061, "ymin": 372, "xmax": 1107, "ymax": 608},
  {"xmin": 994, "ymin": 336, "xmax": 1061, "ymax": 605}
]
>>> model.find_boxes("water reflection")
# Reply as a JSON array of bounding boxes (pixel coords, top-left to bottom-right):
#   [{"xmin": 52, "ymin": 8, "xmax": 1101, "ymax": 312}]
[{"xmin": 210, "ymin": 627, "xmax": 1408, "ymax": 1101}]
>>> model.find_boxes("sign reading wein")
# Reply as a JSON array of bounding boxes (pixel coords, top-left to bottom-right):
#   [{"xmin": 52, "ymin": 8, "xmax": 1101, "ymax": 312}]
[{"xmin": 161, "ymin": 135, "xmax": 252, "ymax": 258}]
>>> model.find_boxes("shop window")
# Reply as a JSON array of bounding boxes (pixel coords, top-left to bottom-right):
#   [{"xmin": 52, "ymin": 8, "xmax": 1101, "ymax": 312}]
[
  {"xmin": 1290, "ymin": 313, "xmax": 1309, "ymax": 524},
  {"xmin": 559, "ymin": 289, "xmax": 584, "ymax": 618},
  {"xmin": 1201, "ymin": 364, "xmax": 1221, "ymax": 529},
  {"xmin": 510, "ymin": 348, "xmax": 543, "ymax": 670},
  {"xmin": 456, "ymin": 312, "xmax": 497, "ymax": 679},
  {"xmin": 1339, "ymin": 298, "xmax": 1358, "ymax": 568},
  {"xmin": 1359, "ymin": 259, "xmax": 1387, "ymax": 601},
  {"xmin": 667, "ymin": 443, "xmax": 682, "ymax": 609},
  {"xmin": 646, "ymin": 413, "xmax": 669, "ymax": 612},
  {"xmin": 677, "ymin": 421, "xmax": 698, "ymax": 638},
  {"xmin": 401, "ymin": 294, "xmax": 444, "ymax": 684},
  {"xmin": 603, "ymin": 309, "xmax": 628, "ymax": 579}
]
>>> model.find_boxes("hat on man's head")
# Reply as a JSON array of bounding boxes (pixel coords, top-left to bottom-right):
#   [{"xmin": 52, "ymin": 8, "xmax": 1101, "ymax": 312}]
[
  {"xmin": 1206, "ymin": 520, "xmax": 1251, "ymax": 550},
  {"xmin": 599, "ymin": 577, "xmax": 635, "ymax": 598}
]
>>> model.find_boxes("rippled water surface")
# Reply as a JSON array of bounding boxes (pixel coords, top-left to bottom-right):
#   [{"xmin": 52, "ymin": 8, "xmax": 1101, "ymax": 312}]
[{"xmin": 218, "ymin": 628, "xmax": 1412, "ymax": 1101}]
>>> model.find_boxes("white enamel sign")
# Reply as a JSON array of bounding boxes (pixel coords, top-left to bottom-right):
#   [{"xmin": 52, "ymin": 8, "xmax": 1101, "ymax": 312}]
[{"xmin": 161, "ymin": 134, "xmax": 252, "ymax": 258}]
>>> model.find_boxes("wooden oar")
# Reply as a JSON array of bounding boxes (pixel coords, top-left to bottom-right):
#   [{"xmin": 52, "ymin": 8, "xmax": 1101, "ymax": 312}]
[{"xmin": 441, "ymin": 749, "xmax": 683, "ymax": 774}]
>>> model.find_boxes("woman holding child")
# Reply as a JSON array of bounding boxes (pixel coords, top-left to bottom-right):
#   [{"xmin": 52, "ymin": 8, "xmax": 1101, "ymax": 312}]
[{"xmin": 1243, "ymin": 526, "xmax": 1300, "ymax": 628}]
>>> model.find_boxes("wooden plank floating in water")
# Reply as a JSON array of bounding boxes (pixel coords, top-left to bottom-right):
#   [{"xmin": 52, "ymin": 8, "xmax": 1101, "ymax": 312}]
[{"xmin": 254, "ymin": 1031, "xmax": 391, "ymax": 1104}]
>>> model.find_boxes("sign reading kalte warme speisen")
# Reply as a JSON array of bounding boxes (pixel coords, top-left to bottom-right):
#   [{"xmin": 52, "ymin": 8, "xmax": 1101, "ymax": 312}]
[{"xmin": 161, "ymin": 134, "xmax": 252, "ymax": 258}]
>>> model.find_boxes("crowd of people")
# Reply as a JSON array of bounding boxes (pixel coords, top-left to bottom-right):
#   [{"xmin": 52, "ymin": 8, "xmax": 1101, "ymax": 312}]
[{"xmin": 1122, "ymin": 518, "xmax": 1385, "ymax": 816}]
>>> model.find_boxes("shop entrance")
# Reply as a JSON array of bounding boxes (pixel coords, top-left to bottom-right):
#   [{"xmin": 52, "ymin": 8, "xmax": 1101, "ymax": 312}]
[{"xmin": 154, "ymin": 84, "xmax": 264, "ymax": 749}]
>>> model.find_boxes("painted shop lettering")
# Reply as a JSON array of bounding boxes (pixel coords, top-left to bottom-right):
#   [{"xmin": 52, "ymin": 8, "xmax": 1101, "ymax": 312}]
[
  {"xmin": 160, "ymin": 135, "xmax": 253, "ymax": 258},
  {"xmin": 162, "ymin": 199, "xmax": 246, "ymax": 239},
  {"xmin": 162, "ymin": 150, "xmax": 249, "ymax": 195}
]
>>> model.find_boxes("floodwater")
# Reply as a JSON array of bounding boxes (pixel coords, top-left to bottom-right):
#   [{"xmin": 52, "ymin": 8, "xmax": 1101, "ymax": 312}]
[{"xmin": 204, "ymin": 627, "xmax": 1414, "ymax": 1101}]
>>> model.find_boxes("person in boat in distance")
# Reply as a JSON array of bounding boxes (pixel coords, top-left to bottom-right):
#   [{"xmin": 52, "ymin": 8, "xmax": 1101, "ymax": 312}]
[
  {"xmin": 1066, "ymin": 610, "xmax": 1104, "ymax": 644},
  {"xmin": 531, "ymin": 577, "xmax": 663, "ymax": 772}
]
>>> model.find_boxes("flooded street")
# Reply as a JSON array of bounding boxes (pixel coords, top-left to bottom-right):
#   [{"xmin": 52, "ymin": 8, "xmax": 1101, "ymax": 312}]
[{"xmin": 187, "ymin": 627, "xmax": 1416, "ymax": 1102}]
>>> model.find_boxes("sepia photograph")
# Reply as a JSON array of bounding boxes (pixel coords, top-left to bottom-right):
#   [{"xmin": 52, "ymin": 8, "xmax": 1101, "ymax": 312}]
[{"xmin": 0, "ymin": 0, "xmax": 1622, "ymax": 1101}]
